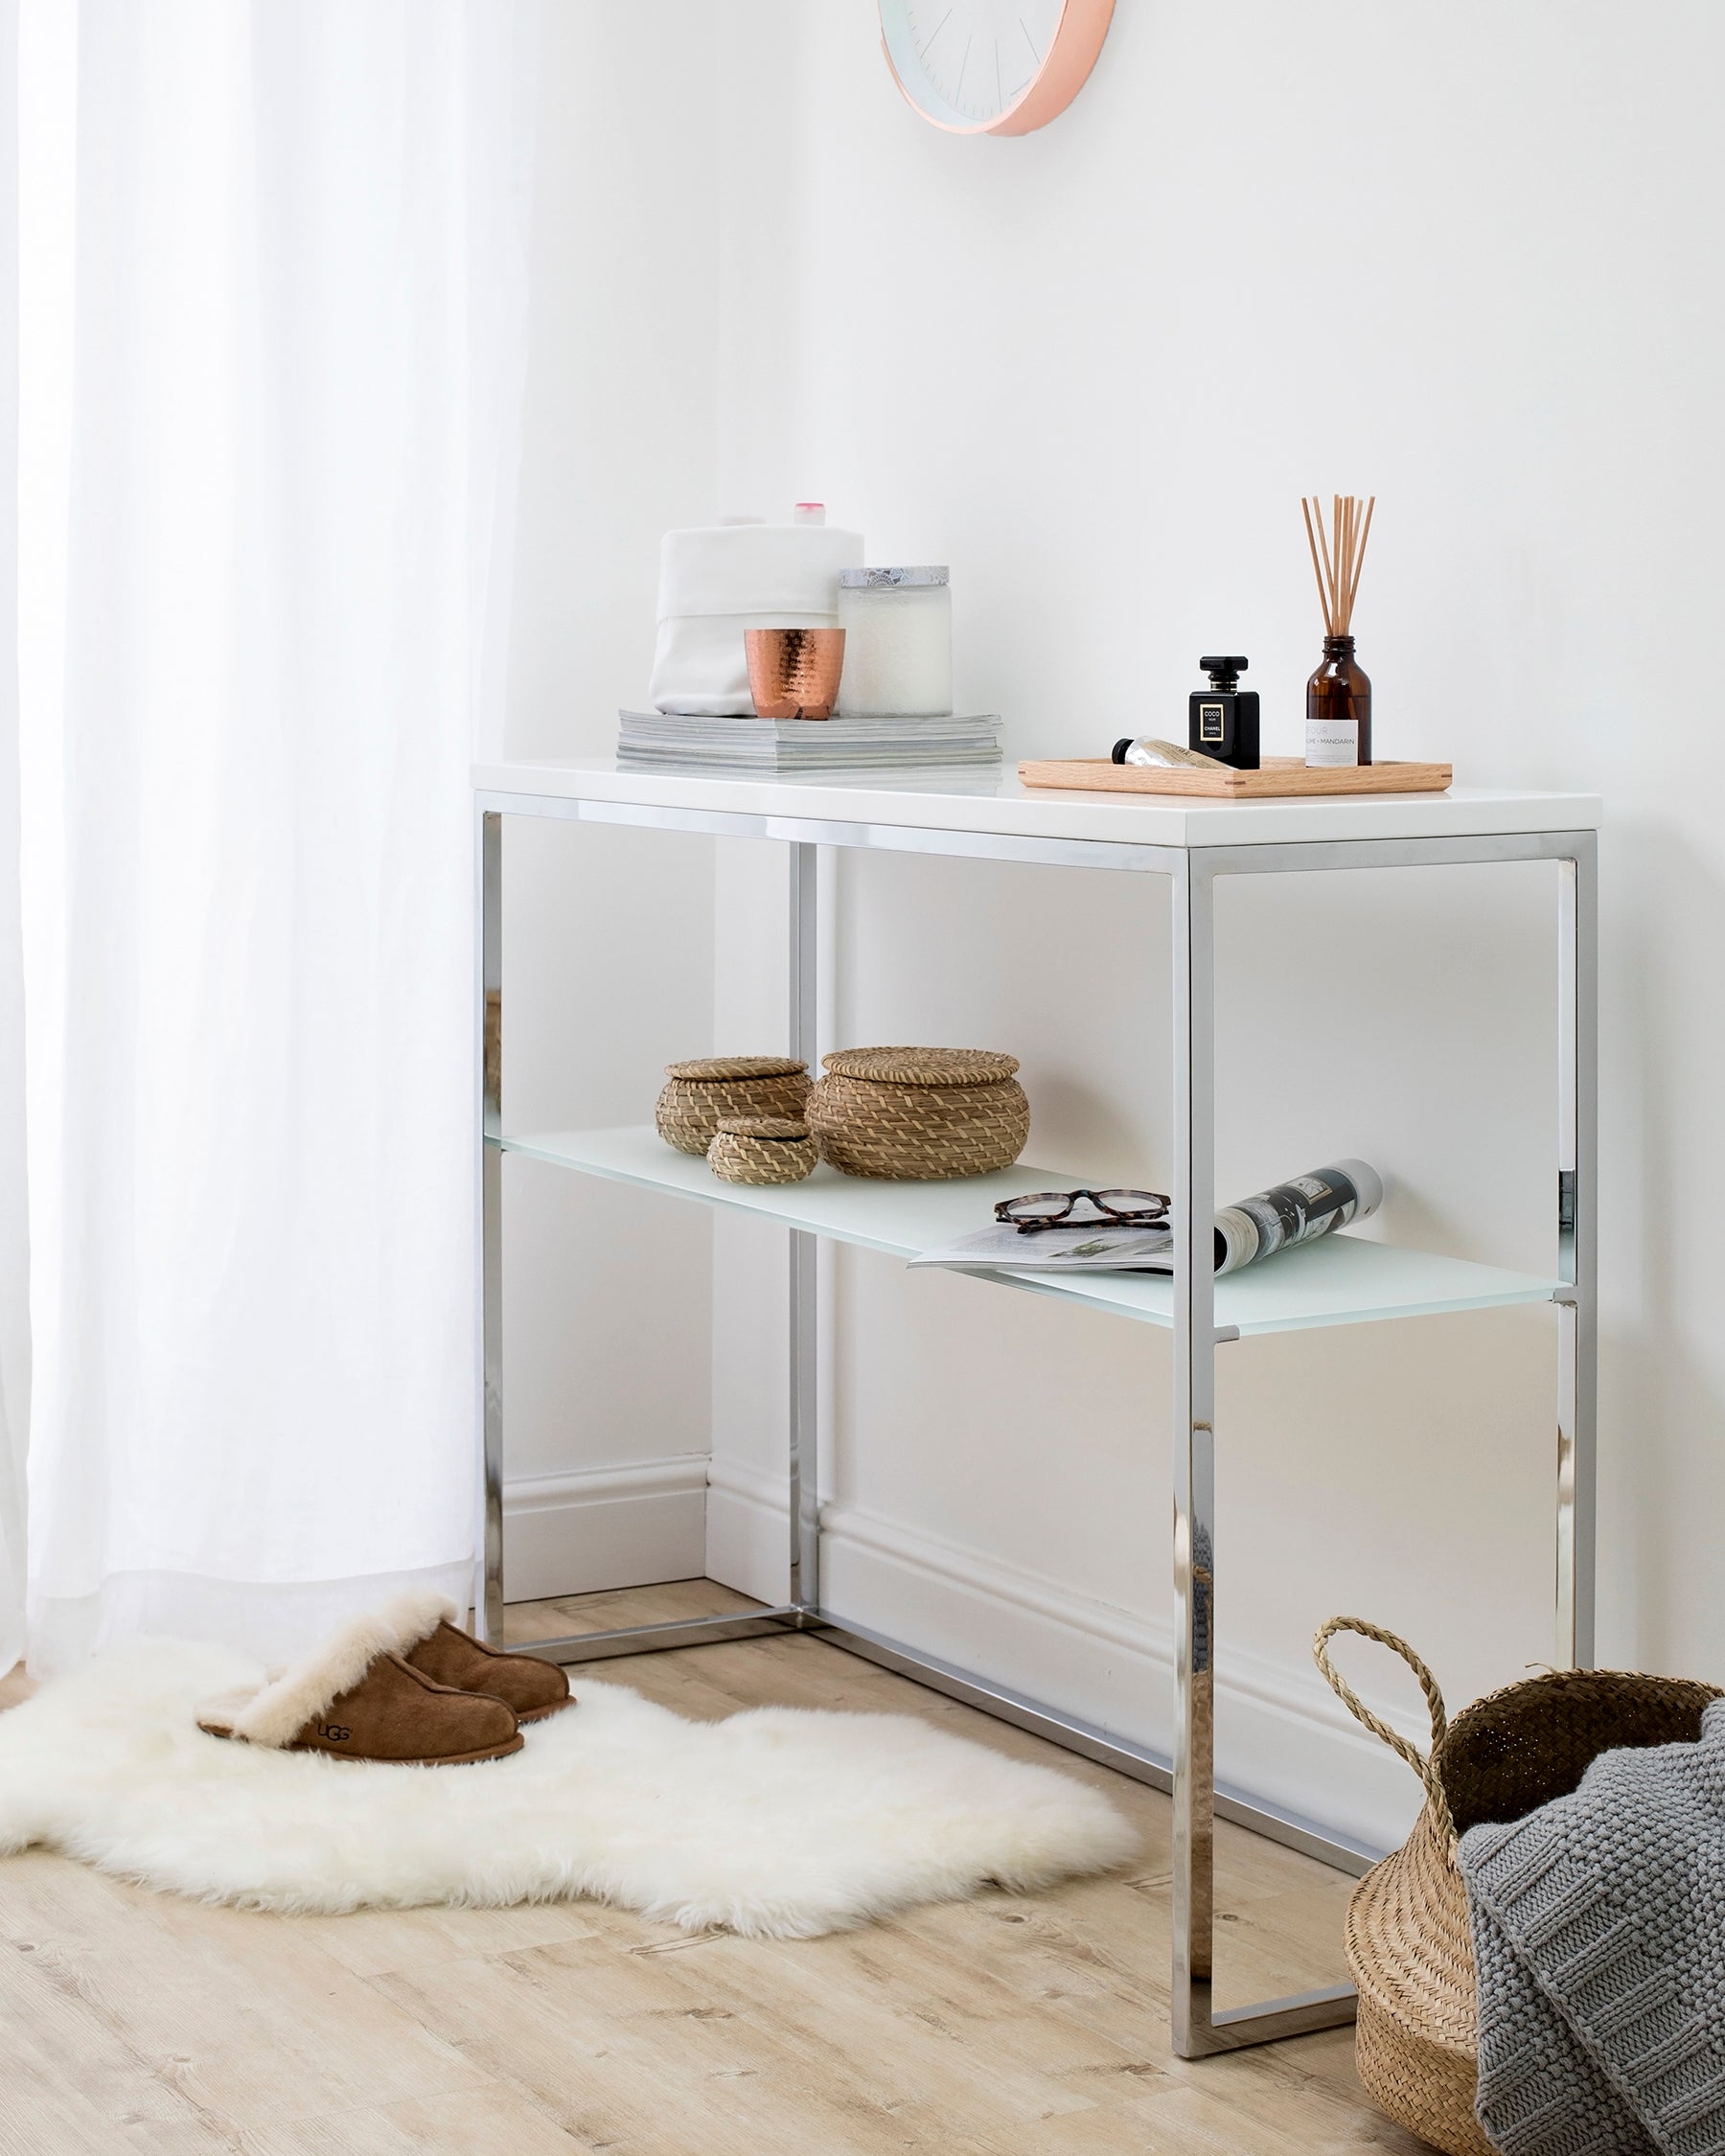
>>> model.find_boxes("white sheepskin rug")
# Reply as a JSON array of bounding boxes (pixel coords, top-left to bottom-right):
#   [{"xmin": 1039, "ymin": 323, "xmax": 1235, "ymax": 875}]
[{"xmin": 0, "ymin": 1640, "xmax": 1138, "ymax": 1937}]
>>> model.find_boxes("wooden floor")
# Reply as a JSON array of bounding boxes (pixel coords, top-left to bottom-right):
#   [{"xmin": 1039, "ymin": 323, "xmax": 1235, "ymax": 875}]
[{"xmin": 0, "ymin": 1582, "xmax": 1427, "ymax": 2156}]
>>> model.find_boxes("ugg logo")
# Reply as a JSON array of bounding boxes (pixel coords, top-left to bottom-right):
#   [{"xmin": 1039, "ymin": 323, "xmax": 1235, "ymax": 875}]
[{"xmin": 318, "ymin": 1722, "xmax": 351, "ymax": 1743}]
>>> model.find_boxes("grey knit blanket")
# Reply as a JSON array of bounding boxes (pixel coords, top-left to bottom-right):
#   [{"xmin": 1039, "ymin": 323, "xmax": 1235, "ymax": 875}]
[{"xmin": 1459, "ymin": 1699, "xmax": 1725, "ymax": 2156}]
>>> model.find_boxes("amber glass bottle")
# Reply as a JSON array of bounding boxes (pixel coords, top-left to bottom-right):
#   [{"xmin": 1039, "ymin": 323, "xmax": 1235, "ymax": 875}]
[{"xmin": 1305, "ymin": 635, "xmax": 1372, "ymax": 768}]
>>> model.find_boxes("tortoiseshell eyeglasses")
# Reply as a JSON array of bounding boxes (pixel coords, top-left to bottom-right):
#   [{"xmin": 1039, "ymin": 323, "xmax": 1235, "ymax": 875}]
[{"xmin": 993, "ymin": 1188, "xmax": 1171, "ymax": 1234}]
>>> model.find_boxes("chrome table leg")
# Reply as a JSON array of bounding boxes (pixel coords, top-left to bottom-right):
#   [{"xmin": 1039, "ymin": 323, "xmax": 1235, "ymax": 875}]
[
  {"xmin": 789, "ymin": 840, "xmax": 821, "ymax": 1613},
  {"xmin": 1556, "ymin": 837, "xmax": 1598, "ymax": 1670},
  {"xmin": 1170, "ymin": 850, "xmax": 1356, "ymax": 2055},
  {"xmin": 476, "ymin": 807, "xmax": 505, "ymax": 1644}
]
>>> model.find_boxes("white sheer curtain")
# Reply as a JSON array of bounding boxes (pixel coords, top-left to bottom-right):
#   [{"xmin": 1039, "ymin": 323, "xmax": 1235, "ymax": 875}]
[
  {"xmin": 0, "ymin": 0, "xmax": 23, "ymax": 1681},
  {"xmin": 12, "ymin": 0, "xmax": 536, "ymax": 1674}
]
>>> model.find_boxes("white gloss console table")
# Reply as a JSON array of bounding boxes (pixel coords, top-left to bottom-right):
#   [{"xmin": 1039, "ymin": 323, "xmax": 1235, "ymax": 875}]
[{"xmin": 472, "ymin": 755, "xmax": 1599, "ymax": 2061}]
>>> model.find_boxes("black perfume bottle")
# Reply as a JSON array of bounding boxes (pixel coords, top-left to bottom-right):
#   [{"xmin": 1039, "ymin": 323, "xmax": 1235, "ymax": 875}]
[{"xmin": 1188, "ymin": 655, "xmax": 1259, "ymax": 771}]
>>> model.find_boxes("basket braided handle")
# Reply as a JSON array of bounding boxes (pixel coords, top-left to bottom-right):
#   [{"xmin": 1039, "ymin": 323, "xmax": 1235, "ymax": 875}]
[{"xmin": 1313, "ymin": 1616, "xmax": 1457, "ymax": 1843}]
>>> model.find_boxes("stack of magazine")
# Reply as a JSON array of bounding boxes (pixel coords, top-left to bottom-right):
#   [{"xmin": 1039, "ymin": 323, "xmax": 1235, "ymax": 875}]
[
  {"xmin": 617, "ymin": 709, "xmax": 1003, "ymax": 772},
  {"xmin": 911, "ymin": 1160, "xmax": 1385, "ymax": 1277}
]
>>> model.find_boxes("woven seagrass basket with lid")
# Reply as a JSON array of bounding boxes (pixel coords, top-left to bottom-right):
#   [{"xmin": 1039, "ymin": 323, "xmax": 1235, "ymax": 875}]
[
  {"xmin": 707, "ymin": 1116, "xmax": 818, "ymax": 1186},
  {"xmin": 655, "ymin": 1056, "xmax": 811, "ymax": 1157},
  {"xmin": 1315, "ymin": 1617, "xmax": 1722, "ymax": 2156},
  {"xmin": 806, "ymin": 1046, "xmax": 1029, "ymax": 1180}
]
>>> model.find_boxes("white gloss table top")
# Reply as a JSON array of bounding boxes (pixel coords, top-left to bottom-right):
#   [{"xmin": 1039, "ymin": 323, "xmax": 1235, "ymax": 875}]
[{"xmin": 473, "ymin": 756, "xmax": 1602, "ymax": 850}]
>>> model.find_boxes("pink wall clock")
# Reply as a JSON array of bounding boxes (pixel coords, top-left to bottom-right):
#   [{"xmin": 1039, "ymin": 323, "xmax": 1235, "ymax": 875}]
[{"xmin": 880, "ymin": 0, "xmax": 1115, "ymax": 136}]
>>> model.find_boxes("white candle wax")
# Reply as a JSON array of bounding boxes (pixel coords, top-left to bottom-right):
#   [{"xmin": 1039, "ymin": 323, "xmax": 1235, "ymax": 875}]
[{"xmin": 837, "ymin": 571, "xmax": 953, "ymax": 718}]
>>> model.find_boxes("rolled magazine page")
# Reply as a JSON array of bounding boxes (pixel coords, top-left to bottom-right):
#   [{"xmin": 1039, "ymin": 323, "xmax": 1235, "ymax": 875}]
[
  {"xmin": 908, "ymin": 1160, "xmax": 1383, "ymax": 1276},
  {"xmin": 1212, "ymin": 1159, "xmax": 1382, "ymax": 1275}
]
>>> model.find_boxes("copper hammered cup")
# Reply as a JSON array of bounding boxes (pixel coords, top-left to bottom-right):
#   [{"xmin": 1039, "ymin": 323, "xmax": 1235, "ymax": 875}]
[{"xmin": 746, "ymin": 628, "xmax": 845, "ymax": 720}]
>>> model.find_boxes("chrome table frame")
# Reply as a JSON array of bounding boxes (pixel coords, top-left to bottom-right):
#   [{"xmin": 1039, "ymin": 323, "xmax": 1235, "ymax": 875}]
[{"xmin": 475, "ymin": 786, "xmax": 1598, "ymax": 2060}]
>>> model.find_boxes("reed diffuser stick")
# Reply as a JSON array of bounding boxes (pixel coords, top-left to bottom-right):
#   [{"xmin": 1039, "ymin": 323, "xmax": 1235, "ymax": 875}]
[
  {"xmin": 1308, "ymin": 496, "xmax": 1339, "ymax": 634},
  {"xmin": 1300, "ymin": 493, "xmax": 1376, "ymax": 635},
  {"xmin": 1346, "ymin": 495, "xmax": 1376, "ymax": 624},
  {"xmin": 1344, "ymin": 497, "xmax": 1355, "ymax": 604},
  {"xmin": 1300, "ymin": 497, "xmax": 1330, "ymax": 633}
]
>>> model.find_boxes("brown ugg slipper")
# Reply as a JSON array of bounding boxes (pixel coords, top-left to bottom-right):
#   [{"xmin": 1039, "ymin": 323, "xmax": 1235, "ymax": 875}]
[
  {"xmin": 404, "ymin": 1618, "xmax": 573, "ymax": 1724},
  {"xmin": 196, "ymin": 1594, "xmax": 522, "ymax": 1765}
]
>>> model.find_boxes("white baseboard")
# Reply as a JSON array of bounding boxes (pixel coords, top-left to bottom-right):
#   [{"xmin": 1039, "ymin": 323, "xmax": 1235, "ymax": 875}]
[
  {"xmin": 502, "ymin": 1456, "xmax": 707, "ymax": 1605},
  {"xmin": 706, "ymin": 1455, "xmax": 1422, "ymax": 1852},
  {"xmin": 519, "ymin": 1452, "xmax": 1430, "ymax": 1848},
  {"xmin": 703, "ymin": 1452, "xmax": 794, "ymax": 1600}
]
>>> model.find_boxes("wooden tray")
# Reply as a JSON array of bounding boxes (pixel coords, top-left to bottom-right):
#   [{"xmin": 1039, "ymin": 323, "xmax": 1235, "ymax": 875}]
[{"xmin": 1018, "ymin": 755, "xmax": 1453, "ymax": 799}]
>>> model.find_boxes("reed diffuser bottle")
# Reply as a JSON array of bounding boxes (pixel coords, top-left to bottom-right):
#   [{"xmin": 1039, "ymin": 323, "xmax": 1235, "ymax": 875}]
[{"xmin": 1300, "ymin": 495, "xmax": 1375, "ymax": 768}]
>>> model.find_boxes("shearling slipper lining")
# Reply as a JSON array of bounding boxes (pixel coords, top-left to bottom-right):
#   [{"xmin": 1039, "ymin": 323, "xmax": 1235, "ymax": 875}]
[{"xmin": 204, "ymin": 1592, "xmax": 459, "ymax": 1750}]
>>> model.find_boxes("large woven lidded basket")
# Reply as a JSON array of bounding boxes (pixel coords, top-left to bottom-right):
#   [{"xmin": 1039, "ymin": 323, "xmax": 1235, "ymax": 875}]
[
  {"xmin": 806, "ymin": 1047, "xmax": 1029, "ymax": 1180},
  {"xmin": 656, "ymin": 1057, "xmax": 811, "ymax": 1157},
  {"xmin": 1316, "ymin": 1617, "xmax": 1722, "ymax": 2156}
]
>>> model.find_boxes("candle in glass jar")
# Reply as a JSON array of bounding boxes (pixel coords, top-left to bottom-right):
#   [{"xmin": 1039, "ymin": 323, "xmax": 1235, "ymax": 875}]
[{"xmin": 836, "ymin": 566, "xmax": 952, "ymax": 717}]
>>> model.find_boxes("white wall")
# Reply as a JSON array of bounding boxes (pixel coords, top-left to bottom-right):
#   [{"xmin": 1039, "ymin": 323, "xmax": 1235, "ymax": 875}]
[
  {"xmin": 497, "ymin": 2, "xmax": 724, "ymax": 1595},
  {"xmin": 698, "ymin": 0, "xmax": 1725, "ymax": 1848},
  {"xmin": 507, "ymin": 1, "xmax": 1725, "ymax": 1851}
]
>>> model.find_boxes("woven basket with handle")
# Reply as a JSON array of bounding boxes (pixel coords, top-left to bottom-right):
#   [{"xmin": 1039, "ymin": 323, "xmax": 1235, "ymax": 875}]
[{"xmin": 1315, "ymin": 1616, "xmax": 1721, "ymax": 2156}]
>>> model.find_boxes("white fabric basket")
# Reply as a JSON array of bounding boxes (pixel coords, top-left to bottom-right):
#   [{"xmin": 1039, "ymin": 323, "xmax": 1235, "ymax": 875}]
[{"xmin": 649, "ymin": 522, "xmax": 862, "ymax": 715}]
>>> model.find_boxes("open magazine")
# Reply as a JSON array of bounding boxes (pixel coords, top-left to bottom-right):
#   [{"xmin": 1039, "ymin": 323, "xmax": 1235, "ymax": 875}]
[{"xmin": 910, "ymin": 1160, "xmax": 1384, "ymax": 1277}]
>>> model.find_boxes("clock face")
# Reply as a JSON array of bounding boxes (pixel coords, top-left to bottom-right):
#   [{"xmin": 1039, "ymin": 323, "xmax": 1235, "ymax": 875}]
[{"xmin": 880, "ymin": 0, "xmax": 1114, "ymax": 137}]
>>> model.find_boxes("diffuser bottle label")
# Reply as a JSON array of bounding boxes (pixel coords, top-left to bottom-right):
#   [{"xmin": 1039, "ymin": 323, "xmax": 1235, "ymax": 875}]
[{"xmin": 1306, "ymin": 718, "xmax": 1359, "ymax": 768}]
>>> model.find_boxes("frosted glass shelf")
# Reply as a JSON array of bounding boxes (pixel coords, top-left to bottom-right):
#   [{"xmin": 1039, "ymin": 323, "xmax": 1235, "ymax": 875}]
[{"xmin": 494, "ymin": 1125, "xmax": 1562, "ymax": 1338}]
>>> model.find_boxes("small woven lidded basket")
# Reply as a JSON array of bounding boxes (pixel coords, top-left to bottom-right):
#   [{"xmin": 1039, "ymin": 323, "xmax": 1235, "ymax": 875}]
[
  {"xmin": 1315, "ymin": 1617, "xmax": 1722, "ymax": 2156},
  {"xmin": 708, "ymin": 1117, "xmax": 817, "ymax": 1186},
  {"xmin": 656, "ymin": 1057, "xmax": 811, "ymax": 1158},
  {"xmin": 806, "ymin": 1047, "xmax": 1029, "ymax": 1180}
]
